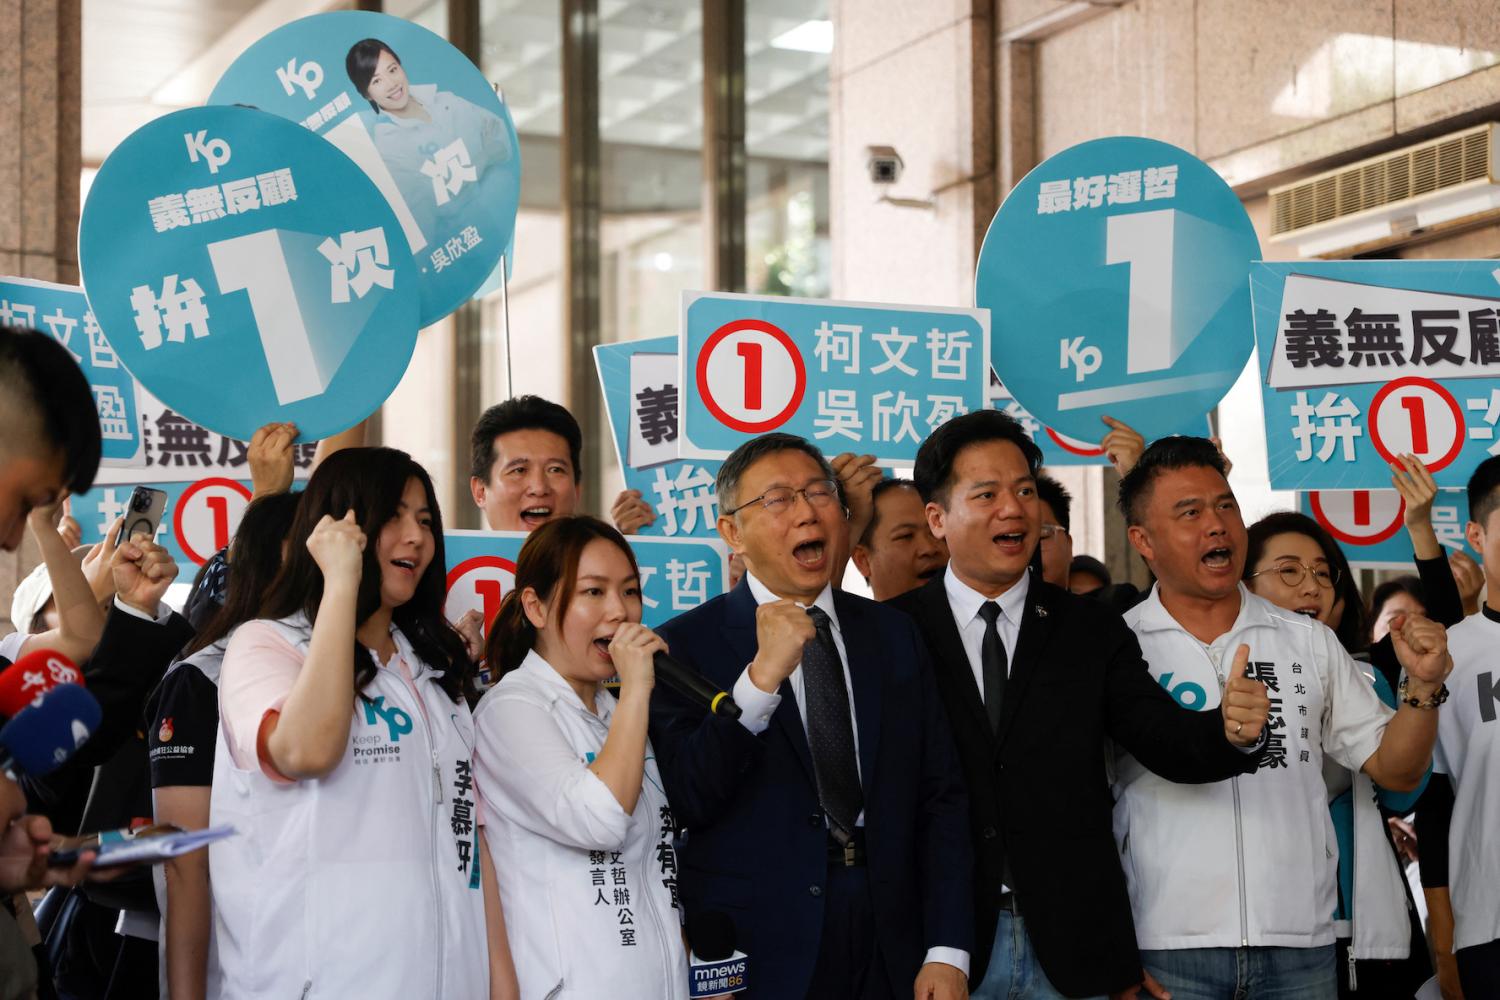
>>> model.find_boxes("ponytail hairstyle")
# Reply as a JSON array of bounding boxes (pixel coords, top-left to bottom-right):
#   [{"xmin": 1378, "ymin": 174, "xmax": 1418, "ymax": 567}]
[
  {"xmin": 486, "ymin": 516, "xmax": 640, "ymax": 680},
  {"xmin": 260, "ymin": 447, "xmax": 474, "ymax": 703}
]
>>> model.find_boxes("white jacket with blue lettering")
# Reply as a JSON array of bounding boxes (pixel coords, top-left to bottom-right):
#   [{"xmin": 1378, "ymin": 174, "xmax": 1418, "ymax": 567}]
[
  {"xmin": 474, "ymin": 649, "xmax": 688, "ymax": 1000},
  {"xmin": 1116, "ymin": 586, "xmax": 1392, "ymax": 951},
  {"xmin": 209, "ymin": 615, "xmax": 488, "ymax": 999}
]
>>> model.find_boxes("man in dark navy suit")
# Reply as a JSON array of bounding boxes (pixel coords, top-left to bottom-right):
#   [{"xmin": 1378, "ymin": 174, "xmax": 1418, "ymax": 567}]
[{"xmin": 650, "ymin": 433, "xmax": 972, "ymax": 1000}]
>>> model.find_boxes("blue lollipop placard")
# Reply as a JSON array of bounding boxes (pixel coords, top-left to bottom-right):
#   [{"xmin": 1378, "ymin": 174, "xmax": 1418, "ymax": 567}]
[
  {"xmin": 209, "ymin": 10, "xmax": 521, "ymax": 326},
  {"xmin": 976, "ymin": 136, "xmax": 1259, "ymax": 443},
  {"xmin": 78, "ymin": 105, "xmax": 419, "ymax": 442}
]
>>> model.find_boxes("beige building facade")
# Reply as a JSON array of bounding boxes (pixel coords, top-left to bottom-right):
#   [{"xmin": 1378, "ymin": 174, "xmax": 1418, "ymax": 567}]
[{"xmin": 829, "ymin": 0, "xmax": 1500, "ymax": 585}]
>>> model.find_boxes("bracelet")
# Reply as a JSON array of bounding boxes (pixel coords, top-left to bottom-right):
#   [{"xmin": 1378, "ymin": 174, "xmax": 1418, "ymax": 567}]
[{"xmin": 1396, "ymin": 677, "xmax": 1449, "ymax": 710}]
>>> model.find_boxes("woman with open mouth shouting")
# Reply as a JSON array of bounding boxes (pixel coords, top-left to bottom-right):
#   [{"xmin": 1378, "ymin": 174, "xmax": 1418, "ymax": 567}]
[
  {"xmin": 475, "ymin": 516, "xmax": 689, "ymax": 1000},
  {"xmin": 1243, "ymin": 453, "xmax": 1461, "ymax": 1000},
  {"xmin": 209, "ymin": 447, "xmax": 511, "ymax": 999}
]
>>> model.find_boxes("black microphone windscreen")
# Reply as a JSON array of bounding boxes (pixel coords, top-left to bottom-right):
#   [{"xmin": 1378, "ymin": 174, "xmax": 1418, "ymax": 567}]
[{"xmin": 686, "ymin": 910, "xmax": 736, "ymax": 961}]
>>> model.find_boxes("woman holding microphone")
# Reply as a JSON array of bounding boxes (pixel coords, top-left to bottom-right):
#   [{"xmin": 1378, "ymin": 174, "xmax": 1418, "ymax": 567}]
[
  {"xmin": 476, "ymin": 516, "xmax": 687, "ymax": 1000},
  {"xmin": 210, "ymin": 448, "xmax": 516, "ymax": 999}
]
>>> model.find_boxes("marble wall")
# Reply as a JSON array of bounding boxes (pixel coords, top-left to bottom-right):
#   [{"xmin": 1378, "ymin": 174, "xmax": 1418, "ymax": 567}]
[
  {"xmin": 827, "ymin": 0, "xmax": 1500, "ymax": 582},
  {"xmin": 1032, "ymin": 0, "xmax": 1500, "ymax": 192},
  {"xmin": 828, "ymin": 0, "xmax": 995, "ymax": 308}
]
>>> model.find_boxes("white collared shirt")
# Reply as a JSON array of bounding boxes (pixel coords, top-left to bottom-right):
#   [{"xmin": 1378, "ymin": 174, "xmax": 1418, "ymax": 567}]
[
  {"xmin": 944, "ymin": 565, "xmax": 1030, "ymax": 698},
  {"xmin": 728, "ymin": 573, "xmax": 969, "ymax": 978}
]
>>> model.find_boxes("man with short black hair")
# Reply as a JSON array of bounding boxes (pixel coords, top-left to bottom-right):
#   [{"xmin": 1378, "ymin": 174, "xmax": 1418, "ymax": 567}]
[
  {"xmin": 888, "ymin": 410, "xmax": 1268, "ymax": 1000},
  {"xmin": 0, "ymin": 327, "xmax": 101, "ymax": 552},
  {"xmin": 850, "ymin": 478, "xmax": 947, "ymax": 600},
  {"xmin": 650, "ymin": 432, "xmax": 973, "ymax": 1000},
  {"xmin": 469, "ymin": 394, "xmax": 663, "ymax": 537},
  {"xmin": 1035, "ymin": 475, "xmax": 1073, "ymax": 589},
  {"xmin": 1417, "ymin": 454, "xmax": 1500, "ymax": 995},
  {"xmin": 468, "ymin": 395, "xmax": 584, "ymax": 532},
  {"xmin": 1116, "ymin": 435, "xmax": 1452, "ymax": 998}
]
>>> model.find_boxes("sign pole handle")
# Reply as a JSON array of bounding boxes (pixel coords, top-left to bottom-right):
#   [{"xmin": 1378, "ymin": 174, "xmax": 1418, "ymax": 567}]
[
  {"xmin": 493, "ymin": 85, "xmax": 516, "ymax": 401},
  {"xmin": 500, "ymin": 250, "xmax": 513, "ymax": 399}
]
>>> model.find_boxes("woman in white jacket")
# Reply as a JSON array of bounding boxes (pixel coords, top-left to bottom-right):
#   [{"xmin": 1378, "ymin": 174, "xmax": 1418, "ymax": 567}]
[
  {"xmin": 475, "ymin": 516, "xmax": 688, "ymax": 1000},
  {"xmin": 210, "ymin": 448, "xmax": 518, "ymax": 999}
]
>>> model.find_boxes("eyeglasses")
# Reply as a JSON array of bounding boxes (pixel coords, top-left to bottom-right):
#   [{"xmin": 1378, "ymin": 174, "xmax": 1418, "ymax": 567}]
[
  {"xmin": 1039, "ymin": 523, "xmax": 1067, "ymax": 540},
  {"xmin": 1249, "ymin": 561, "xmax": 1340, "ymax": 590},
  {"xmin": 725, "ymin": 479, "xmax": 841, "ymax": 517}
]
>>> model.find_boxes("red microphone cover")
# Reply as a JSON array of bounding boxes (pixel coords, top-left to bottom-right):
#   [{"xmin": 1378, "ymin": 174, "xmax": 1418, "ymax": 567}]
[{"xmin": 0, "ymin": 649, "xmax": 83, "ymax": 717}]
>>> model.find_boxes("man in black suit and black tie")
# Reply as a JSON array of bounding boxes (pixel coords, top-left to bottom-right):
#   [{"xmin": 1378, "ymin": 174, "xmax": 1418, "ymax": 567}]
[{"xmin": 886, "ymin": 410, "xmax": 1271, "ymax": 1000}]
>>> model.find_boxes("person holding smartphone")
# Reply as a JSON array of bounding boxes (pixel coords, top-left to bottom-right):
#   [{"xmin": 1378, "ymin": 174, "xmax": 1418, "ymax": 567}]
[
  {"xmin": 210, "ymin": 448, "xmax": 515, "ymax": 999},
  {"xmin": 475, "ymin": 517, "xmax": 688, "ymax": 1000}
]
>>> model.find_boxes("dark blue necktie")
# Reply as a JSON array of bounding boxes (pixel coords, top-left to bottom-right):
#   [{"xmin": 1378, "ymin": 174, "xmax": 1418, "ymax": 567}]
[{"xmin": 802, "ymin": 606, "xmax": 863, "ymax": 844}]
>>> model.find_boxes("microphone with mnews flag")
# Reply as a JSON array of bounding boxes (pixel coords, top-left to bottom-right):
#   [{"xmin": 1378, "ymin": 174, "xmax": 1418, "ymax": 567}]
[
  {"xmin": 654, "ymin": 651, "xmax": 741, "ymax": 720},
  {"xmin": 0, "ymin": 648, "xmax": 84, "ymax": 719},
  {"xmin": 687, "ymin": 910, "xmax": 748, "ymax": 997}
]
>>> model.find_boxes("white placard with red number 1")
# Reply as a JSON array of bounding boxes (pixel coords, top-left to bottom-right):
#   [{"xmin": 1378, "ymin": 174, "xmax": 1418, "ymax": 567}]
[{"xmin": 1254, "ymin": 260, "xmax": 1500, "ymax": 489}]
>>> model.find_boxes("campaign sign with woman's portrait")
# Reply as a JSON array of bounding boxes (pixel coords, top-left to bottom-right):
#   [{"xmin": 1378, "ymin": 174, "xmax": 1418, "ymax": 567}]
[{"xmin": 211, "ymin": 10, "xmax": 522, "ymax": 327}]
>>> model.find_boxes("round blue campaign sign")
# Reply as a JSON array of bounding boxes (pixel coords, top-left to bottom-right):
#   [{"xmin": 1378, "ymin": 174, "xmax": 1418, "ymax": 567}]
[
  {"xmin": 210, "ymin": 10, "xmax": 522, "ymax": 328},
  {"xmin": 79, "ymin": 105, "xmax": 420, "ymax": 442},
  {"xmin": 976, "ymin": 136, "xmax": 1259, "ymax": 443}
]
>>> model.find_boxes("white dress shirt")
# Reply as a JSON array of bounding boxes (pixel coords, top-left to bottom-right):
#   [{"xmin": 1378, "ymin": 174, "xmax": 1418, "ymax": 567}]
[
  {"xmin": 727, "ymin": 572, "xmax": 969, "ymax": 977},
  {"xmin": 944, "ymin": 565, "xmax": 1029, "ymax": 698}
]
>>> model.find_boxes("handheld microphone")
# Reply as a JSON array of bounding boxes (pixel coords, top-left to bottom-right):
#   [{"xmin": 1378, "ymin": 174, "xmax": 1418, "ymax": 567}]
[
  {"xmin": 654, "ymin": 651, "xmax": 741, "ymax": 720},
  {"xmin": 0, "ymin": 684, "xmax": 101, "ymax": 778},
  {"xmin": 687, "ymin": 910, "xmax": 747, "ymax": 997},
  {"xmin": 0, "ymin": 649, "xmax": 83, "ymax": 720}
]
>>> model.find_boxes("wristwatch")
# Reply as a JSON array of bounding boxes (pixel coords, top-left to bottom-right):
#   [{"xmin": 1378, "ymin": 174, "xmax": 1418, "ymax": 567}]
[{"xmin": 1396, "ymin": 677, "xmax": 1449, "ymax": 710}]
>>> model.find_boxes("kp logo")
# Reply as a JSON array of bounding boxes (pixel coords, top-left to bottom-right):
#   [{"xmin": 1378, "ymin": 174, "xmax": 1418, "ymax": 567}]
[{"xmin": 362, "ymin": 696, "xmax": 414, "ymax": 742}]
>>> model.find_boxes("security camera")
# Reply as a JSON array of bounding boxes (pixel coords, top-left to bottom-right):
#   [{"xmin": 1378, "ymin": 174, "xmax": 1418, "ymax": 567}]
[{"xmin": 866, "ymin": 146, "xmax": 903, "ymax": 185}]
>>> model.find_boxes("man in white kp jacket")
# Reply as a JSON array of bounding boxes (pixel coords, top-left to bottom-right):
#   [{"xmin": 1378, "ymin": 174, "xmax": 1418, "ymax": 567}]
[{"xmin": 1113, "ymin": 437, "xmax": 1452, "ymax": 998}]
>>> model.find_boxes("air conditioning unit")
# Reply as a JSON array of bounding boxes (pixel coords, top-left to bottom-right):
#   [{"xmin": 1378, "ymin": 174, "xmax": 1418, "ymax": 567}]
[{"xmin": 1267, "ymin": 123, "xmax": 1500, "ymax": 258}]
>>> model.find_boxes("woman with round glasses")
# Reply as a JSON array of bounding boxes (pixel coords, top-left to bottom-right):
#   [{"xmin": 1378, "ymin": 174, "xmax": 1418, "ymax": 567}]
[{"xmin": 1243, "ymin": 454, "xmax": 1461, "ymax": 999}]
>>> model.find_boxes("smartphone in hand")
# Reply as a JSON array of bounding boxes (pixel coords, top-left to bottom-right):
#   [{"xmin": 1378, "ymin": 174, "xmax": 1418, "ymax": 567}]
[{"xmin": 115, "ymin": 487, "xmax": 167, "ymax": 545}]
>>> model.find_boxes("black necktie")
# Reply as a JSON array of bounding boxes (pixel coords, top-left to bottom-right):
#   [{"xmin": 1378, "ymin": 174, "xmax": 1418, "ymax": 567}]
[
  {"xmin": 802, "ymin": 606, "xmax": 863, "ymax": 844},
  {"xmin": 978, "ymin": 601, "xmax": 1008, "ymax": 734}
]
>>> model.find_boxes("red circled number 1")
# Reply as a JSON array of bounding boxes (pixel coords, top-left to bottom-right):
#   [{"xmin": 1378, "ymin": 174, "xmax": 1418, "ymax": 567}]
[
  {"xmin": 1399, "ymin": 396, "xmax": 1429, "ymax": 454},
  {"xmin": 1352, "ymin": 491, "xmax": 1370, "ymax": 527},
  {"xmin": 737, "ymin": 342, "xmax": 763, "ymax": 411},
  {"xmin": 474, "ymin": 579, "xmax": 504, "ymax": 630},
  {"xmin": 205, "ymin": 496, "xmax": 232, "ymax": 550}
]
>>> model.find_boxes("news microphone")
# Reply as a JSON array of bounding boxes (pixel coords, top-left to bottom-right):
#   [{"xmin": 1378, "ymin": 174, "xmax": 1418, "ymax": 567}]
[
  {"xmin": 687, "ymin": 910, "xmax": 747, "ymax": 997},
  {"xmin": 654, "ymin": 651, "xmax": 741, "ymax": 720},
  {"xmin": 0, "ymin": 684, "xmax": 101, "ymax": 778},
  {"xmin": 0, "ymin": 649, "xmax": 83, "ymax": 720}
]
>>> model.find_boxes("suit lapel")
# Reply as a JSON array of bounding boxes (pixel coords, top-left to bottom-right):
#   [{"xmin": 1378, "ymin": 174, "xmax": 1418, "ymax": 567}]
[
  {"xmin": 995, "ymin": 576, "xmax": 1057, "ymax": 750},
  {"xmin": 727, "ymin": 581, "xmax": 817, "ymax": 787},
  {"xmin": 834, "ymin": 590, "xmax": 882, "ymax": 793},
  {"xmin": 916, "ymin": 575, "xmax": 992, "ymax": 741}
]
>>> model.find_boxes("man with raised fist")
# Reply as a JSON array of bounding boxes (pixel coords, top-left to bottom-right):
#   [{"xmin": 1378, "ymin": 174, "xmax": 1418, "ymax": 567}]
[{"xmin": 1118, "ymin": 436, "xmax": 1452, "ymax": 998}]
